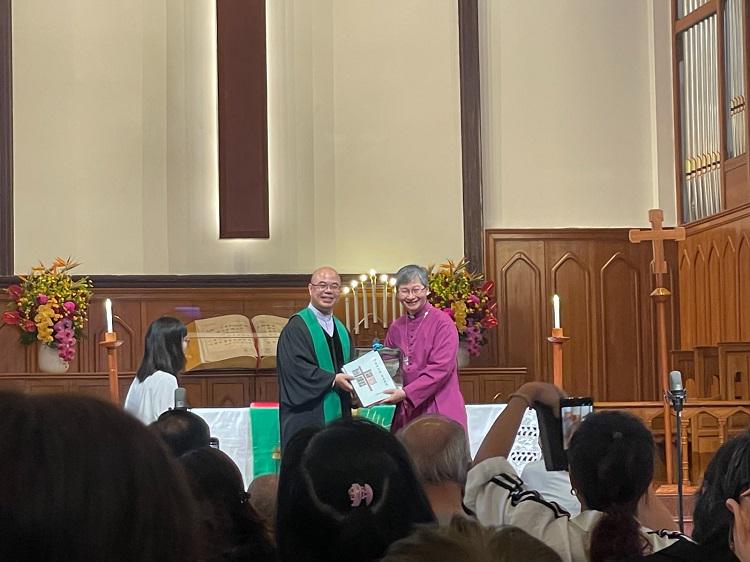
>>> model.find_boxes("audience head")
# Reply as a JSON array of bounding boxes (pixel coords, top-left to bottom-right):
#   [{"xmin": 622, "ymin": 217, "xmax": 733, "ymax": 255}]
[
  {"xmin": 248, "ymin": 474, "xmax": 279, "ymax": 532},
  {"xmin": 180, "ymin": 447, "xmax": 275, "ymax": 562},
  {"xmin": 397, "ymin": 414, "xmax": 470, "ymax": 487},
  {"xmin": 150, "ymin": 409, "xmax": 211, "ymax": 456},
  {"xmin": 383, "ymin": 516, "xmax": 562, "ymax": 562},
  {"xmin": 567, "ymin": 410, "xmax": 654, "ymax": 562},
  {"xmin": 693, "ymin": 429, "xmax": 750, "ymax": 555},
  {"xmin": 0, "ymin": 391, "xmax": 195, "ymax": 562},
  {"xmin": 137, "ymin": 316, "xmax": 187, "ymax": 382},
  {"xmin": 276, "ymin": 417, "xmax": 436, "ymax": 562}
]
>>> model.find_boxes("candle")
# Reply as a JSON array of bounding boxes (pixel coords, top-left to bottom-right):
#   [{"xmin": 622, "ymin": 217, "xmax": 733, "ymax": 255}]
[
  {"xmin": 380, "ymin": 274, "xmax": 389, "ymax": 328},
  {"xmin": 553, "ymin": 294, "xmax": 561, "ymax": 329},
  {"xmin": 369, "ymin": 269, "xmax": 378, "ymax": 323},
  {"xmin": 342, "ymin": 286, "xmax": 351, "ymax": 331},
  {"xmin": 360, "ymin": 274, "xmax": 369, "ymax": 328},
  {"xmin": 390, "ymin": 277, "xmax": 397, "ymax": 321},
  {"xmin": 105, "ymin": 298, "xmax": 113, "ymax": 333},
  {"xmin": 351, "ymin": 281, "xmax": 359, "ymax": 334}
]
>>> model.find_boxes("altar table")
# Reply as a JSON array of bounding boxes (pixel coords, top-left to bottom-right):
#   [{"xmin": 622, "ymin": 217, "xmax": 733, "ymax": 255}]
[{"xmin": 194, "ymin": 404, "xmax": 541, "ymax": 487}]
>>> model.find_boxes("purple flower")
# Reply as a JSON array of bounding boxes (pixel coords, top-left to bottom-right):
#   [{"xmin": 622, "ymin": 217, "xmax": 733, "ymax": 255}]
[
  {"xmin": 63, "ymin": 301, "xmax": 76, "ymax": 313},
  {"xmin": 37, "ymin": 294, "xmax": 48, "ymax": 304}
]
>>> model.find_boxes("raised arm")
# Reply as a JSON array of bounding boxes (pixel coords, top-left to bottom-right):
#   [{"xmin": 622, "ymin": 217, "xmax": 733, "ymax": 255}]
[{"xmin": 473, "ymin": 382, "xmax": 565, "ymax": 466}]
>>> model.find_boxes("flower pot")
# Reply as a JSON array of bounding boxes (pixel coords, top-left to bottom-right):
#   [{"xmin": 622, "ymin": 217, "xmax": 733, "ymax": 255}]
[
  {"xmin": 457, "ymin": 341, "xmax": 471, "ymax": 369},
  {"xmin": 38, "ymin": 343, "xmax": 70, "ymax": 374}
]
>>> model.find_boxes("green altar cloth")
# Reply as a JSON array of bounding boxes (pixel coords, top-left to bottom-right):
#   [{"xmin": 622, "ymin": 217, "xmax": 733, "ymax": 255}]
[{"xmin": 248, "ymin": 404, "xmax": 396, "ymax": 477}]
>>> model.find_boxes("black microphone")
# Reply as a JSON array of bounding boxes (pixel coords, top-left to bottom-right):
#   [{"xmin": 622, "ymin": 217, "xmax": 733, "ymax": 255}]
[{"xmin": 174, "ymin": 387, "xmax": 188, "ymax": 410}]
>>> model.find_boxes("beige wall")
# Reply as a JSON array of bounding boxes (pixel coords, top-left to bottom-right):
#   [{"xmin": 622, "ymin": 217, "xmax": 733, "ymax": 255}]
[
  {"xmin": 11, "ymin": 0, "xmax": 464, "ymax": 274},
  {"xmin": 480, "ymin": 0, "xmax": 677, "ymax": 229}
]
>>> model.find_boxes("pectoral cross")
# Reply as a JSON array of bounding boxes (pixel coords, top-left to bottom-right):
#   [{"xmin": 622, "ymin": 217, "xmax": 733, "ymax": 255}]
[{"xmin": 628, "ymin": 209, "xmax": 686, "ymax": 276}]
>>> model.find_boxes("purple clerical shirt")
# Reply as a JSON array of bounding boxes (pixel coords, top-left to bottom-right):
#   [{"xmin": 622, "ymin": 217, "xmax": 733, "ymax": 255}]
[{"xmin": 384, "ymin": 303, "xmax": 467, "ymax": 432}]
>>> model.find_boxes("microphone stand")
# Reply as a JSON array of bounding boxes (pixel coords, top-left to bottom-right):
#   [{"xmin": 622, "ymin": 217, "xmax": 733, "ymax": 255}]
[{"xmin": 667, "ymin": 386, "xmax": 686, "ymax": 533}]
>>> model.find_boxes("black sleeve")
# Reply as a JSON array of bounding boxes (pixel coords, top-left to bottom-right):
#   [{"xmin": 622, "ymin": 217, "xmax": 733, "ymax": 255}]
[{"xmin": 277, "ymin": 316, "xmax": 336, "ymax": 409}]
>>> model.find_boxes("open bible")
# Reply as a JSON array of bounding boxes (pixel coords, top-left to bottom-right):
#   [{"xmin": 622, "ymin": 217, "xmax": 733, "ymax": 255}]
[{"xmin": 184, "ymin": 314, "xmax": 288, "ymax": 371}]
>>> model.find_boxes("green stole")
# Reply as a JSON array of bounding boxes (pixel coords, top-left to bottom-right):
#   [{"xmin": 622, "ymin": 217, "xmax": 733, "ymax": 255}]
[{"xmin": 296, "ymin": 307, "xmax": 351, "ymax": 422}]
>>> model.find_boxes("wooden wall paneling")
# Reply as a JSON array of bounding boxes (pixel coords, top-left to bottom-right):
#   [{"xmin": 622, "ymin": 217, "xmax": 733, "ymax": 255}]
[
  {"xmin": 740, "ymin": 236, "xmax": 750, "ymax": 339},
  {"xmin": 694, "ymin": 246, "xmax": 709, "ymax": 345},
  {"xmin": 679, "ymin": 249, "xmax": 695, "ymax": 349},
  {"xmin": 678, "ymin": 205, "xmax": 750, "ymax": 348},
  {"xmin": 671, "ymin": 350, "xmax": 696, "ymax": 392},
  {"xmin": 492, "ymin": 242, "xmax": 546, "ymax": 377},
  {"xmin": 719, "ymin": 343, "xmax": 750, "ymax": 400},
  {"xmin": 254, "ymin": 375, "xmax": 279, "ymax": 402},
  {"xmin": 182, "ymin": 378, "xmax": 208, "ymax": 408},
  {"xmin": 209, "ymin": 377, "xmax": 252, "ymax": 407},
  {"xmin": 0, "ymin": 321, "xmax": 29, "ymax": 373},
  {"xmin": 694, "ymin": 346, "xmax": 720, "ymax": 398},
  {"xmin": 722, "ymin": 238, "xmax": 738, "ymax": 341},
  {"xmin": 548, "ymin": 249, "xmax": 593, "ymax": 397},
  {"xmin": 600, "ymin": 252, "xmax": 644, "ymax": 402},
  {"xmin": 707, "ymin": 244, "xmax": 722, "ymax": 343},
  {"xmin": 458, "ymin": 375, "xmax": 479, "ymax": 403}
]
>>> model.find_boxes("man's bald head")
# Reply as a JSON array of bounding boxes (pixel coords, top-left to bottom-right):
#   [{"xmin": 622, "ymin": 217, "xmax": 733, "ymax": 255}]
[
  {"xmin": 310, "ymin": 266, "xmax": 340, "ymax": 284},
  {"xmin": 308, "ymin": 266, "xmax": 342, "ymax": 314},
  {"xmin": 398, "ymin": 415, "xmax": 471, "ymax": 487}
]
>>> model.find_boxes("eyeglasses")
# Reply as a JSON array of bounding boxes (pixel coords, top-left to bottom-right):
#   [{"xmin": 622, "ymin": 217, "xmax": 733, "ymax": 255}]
[
  {"xmin": 398, "ymin": 286, "xmax": 427, "ymax": 297},
  {"xmin": 310, "ymin": 282, "xmax": 341, "ymax": 292}
]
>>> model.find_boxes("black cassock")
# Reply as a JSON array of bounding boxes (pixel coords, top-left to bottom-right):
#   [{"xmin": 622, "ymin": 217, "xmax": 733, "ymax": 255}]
[{"xmin": 277, "ymin": 315, "xmax": 353, "ymax": 450}]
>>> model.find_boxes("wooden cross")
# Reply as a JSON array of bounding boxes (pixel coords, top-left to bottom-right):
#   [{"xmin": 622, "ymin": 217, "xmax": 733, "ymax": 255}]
[{"xmin": 628, "ymin": 209, "xmax": 686, "ymax": 275}]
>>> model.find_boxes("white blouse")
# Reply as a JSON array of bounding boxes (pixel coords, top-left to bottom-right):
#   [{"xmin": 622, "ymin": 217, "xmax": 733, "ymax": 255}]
[{"xmin": 124, "ymin": 370, "xmax": 178, "ymax": 425}]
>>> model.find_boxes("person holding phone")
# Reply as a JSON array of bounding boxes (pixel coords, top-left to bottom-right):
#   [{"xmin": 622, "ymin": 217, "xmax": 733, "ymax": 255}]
[
  {"xmin": 124, "ymin": 316, "xmax": 187, "ymax": 425},
  {"xmin": 466, "ymin": 382, "xmax": 684, "ymax": 562}
]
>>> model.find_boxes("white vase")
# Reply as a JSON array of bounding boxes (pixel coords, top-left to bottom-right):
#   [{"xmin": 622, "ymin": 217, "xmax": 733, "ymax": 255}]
[
  {"xmin": 457, "ymin": 341, "xmax": 471, "ymax": 369},
  {"xmin": 38, "ymin": 343, "xmax": 70, "ymax": 374}
]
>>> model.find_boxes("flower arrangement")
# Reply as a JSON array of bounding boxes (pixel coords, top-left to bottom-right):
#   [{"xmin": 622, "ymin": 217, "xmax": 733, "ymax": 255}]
[
  {"xmin": 2, "ymin": 258, "xmax": 93, "ymax": 362},
  {"xmin": 427, "ymin": 258, "xmax": 498, "ymax": 356}
]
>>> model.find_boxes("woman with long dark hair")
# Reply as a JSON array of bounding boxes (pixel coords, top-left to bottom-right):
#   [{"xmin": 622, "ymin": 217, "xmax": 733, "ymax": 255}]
[
  {"xmin": 124, "ymin": 316, "xmax": 187, "ymax": 424},
  {"xmin": 465, "ymin": 382, "xmax": 683, "ymax": 562}
]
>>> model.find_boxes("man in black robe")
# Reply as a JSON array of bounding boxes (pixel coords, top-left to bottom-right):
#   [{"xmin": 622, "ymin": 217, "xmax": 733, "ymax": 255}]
[{"xmin": 277, "ymin": 266, "xmax": 354, "ymax": 450}]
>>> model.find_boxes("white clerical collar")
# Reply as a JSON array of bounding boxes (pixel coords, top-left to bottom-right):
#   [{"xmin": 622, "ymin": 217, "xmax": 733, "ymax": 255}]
[{"xmin": 308, "ymin": 303, "xmax": 334, "ymax": 336}]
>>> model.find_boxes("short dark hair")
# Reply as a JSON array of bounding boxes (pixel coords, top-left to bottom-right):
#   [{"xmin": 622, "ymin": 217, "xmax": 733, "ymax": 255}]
[
  {"xmin": 567, "ymin": 410, "xmax": 654, "ymax": 562},
  {"xmin": 137, "ymin": 316, "xmax": 187, "ymax": 382},
  {"xmin": 692, "ymin": 429, "xmax": 750, "ymax": 554},
  {"xmin": 179, "ymin": 447, "xmax": 276, "ymax": 561},
  {"xmin": 276, "ymin": 417, "xmax": 436, "ymax": 562},
  {"xmin": 0, "ymin": 391, "xmax": 196, "ymax": 561},
  {"xmin": 150, "ymin": 409, "xmax": 211, "ymax": 456}
]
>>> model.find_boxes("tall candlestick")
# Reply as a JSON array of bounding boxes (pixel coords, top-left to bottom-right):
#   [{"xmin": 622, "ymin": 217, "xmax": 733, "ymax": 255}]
[
  {"xmin": 342, "ymin": 287, "xmax": 351, "ymax": 331},
  {"xmin": 553, "ymin": 294, "xmax": 561, "ymax": 329},
  {"xmin": 369, "ymin": 269, "xmax": 378, "ymax": 323},
  {"xmin": 390, "ymin": 277, "xmax": 397, "ymax": 321},
  {"xmin": 105, "ymin": 298, "xmax": 113, "ymax": 333},
  {"xmin": 351, "ymin": 281, "xmax": 359, "ymax": 334},
  {"xmin": 360, "ymin": 274, "xmax": 369, "ymax": 328},
  {"xmin": 380, "ymin": 274, "xmax": 389, "ymax": 328}
]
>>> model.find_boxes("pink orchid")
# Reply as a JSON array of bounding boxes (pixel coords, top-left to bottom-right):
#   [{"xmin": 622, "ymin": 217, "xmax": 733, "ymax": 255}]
[
  {"xmin": 37, "ymin": 294, "xmax": 49, "ymax": 304},
  {"xmin": 63, "ymin": 301, "xmax": 76, "ymax": 313}
]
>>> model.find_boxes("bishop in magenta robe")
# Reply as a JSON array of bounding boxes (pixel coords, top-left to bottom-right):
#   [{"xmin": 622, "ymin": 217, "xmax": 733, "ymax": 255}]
[{"xmin": 383, "ymin": 265, "xmax": 467, "ymax": 433}]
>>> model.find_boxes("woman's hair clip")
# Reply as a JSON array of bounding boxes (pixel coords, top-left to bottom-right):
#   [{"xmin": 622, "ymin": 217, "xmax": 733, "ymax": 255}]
[{"xmin": 348, "ymin": 483, "xmax": 374, "ymax": 507}]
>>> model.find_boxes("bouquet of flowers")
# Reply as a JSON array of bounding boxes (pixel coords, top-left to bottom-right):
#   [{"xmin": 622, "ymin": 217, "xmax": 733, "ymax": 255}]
[
  {"xmin": 2, "ymin": 258, "xmax": 93, "ymax": 361},
  {"xmin": 427, "ymin": 258, "xmax": 498, "ymax": 356}
]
